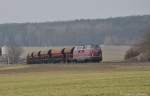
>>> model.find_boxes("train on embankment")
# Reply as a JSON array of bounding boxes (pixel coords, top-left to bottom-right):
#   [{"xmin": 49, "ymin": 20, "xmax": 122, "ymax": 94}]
[{"xmin": 27, "ymin": 45, "xmax": 102, "ymax": 64}]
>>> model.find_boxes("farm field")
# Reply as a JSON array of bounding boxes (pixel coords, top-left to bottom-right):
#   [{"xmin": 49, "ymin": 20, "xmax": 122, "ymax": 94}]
[{"xmin": 0, "ymin": 63, "xmax": 150, "ymax": 96}]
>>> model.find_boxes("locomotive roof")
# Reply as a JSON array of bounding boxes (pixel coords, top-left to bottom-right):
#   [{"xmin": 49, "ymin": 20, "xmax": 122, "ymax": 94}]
[{"xmin": 74, "ymin": 45, "xmax": 100, "ymax": 49}]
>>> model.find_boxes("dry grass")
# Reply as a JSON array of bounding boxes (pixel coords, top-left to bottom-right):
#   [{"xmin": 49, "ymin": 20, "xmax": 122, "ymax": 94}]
[
  {"xmin": 101, "ymin": 45, "xmax": 130, "ymax": 61},
  {"xmin": 0, "ymin": 62, "xmax": 149, "ymax": 75}
]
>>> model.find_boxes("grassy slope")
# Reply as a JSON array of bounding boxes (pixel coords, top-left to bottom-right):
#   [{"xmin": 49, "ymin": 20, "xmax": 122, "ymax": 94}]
[{"xmin": 0, "ymin": 63, "xmax": 150, "ymax": 96}]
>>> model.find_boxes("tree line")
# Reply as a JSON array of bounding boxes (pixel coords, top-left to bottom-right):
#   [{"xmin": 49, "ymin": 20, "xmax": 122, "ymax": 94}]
[{"xmin": 0, "ymin": 15, "xmax": 150, "ymax": 46}]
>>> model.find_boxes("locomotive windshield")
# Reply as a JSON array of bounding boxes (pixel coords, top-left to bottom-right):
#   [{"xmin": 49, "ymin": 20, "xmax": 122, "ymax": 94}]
[{"xmin": 91, "ymin": 44, "xmax": 100, "ymax": 48}]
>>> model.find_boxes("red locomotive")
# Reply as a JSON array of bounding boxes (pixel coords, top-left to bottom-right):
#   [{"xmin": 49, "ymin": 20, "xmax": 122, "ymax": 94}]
[{"xmin": 27, "ymin": 45, "xmax": 102, "ymax": 64}]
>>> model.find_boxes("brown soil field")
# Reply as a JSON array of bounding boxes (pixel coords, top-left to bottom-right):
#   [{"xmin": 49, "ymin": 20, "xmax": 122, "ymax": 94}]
[{"xmin": 0, "ymin": 62, "xmax": 150, "ymax": 75}]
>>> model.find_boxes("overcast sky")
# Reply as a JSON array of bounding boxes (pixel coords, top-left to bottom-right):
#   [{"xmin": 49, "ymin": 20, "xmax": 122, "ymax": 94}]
[{"xmin": 0, "ymin": 0, "xmax": 150, "ymax": 23}]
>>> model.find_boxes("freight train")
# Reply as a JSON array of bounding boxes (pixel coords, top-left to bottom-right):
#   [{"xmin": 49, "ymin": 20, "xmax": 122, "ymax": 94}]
[{"xmin": 27, "ymin": 45, "xmax": 102, "ymax": 64}]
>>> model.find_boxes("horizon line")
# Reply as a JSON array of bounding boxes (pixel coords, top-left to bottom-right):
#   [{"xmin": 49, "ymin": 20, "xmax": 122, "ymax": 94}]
[{"xmin": 0, "ymin": 14, "xmax": 150, "ymax": 25}]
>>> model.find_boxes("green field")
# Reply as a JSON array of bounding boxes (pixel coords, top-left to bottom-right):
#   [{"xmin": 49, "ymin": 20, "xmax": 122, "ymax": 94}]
[{"xmin": 0, "ymin": 63, "xmax": 150, "ymax": 96}]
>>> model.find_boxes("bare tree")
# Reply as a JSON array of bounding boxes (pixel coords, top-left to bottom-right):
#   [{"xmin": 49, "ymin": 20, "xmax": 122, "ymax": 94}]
[
  {"xmin": 7, "ymin": 45, "xmax": 23, "ymax": 64},
  {"xmin": 124, "ymin": 28, "xmax": 150, "ymax": 61},
  {"xmin": 141, "ymin": 32, "xmax": 150, "ymax": 60}
]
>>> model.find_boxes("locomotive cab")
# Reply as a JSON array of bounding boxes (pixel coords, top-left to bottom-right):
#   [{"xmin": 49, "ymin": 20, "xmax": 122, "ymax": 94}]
[{"xmin": 73, "ymin": 45, "xmax": 102, "ymax": 62}]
